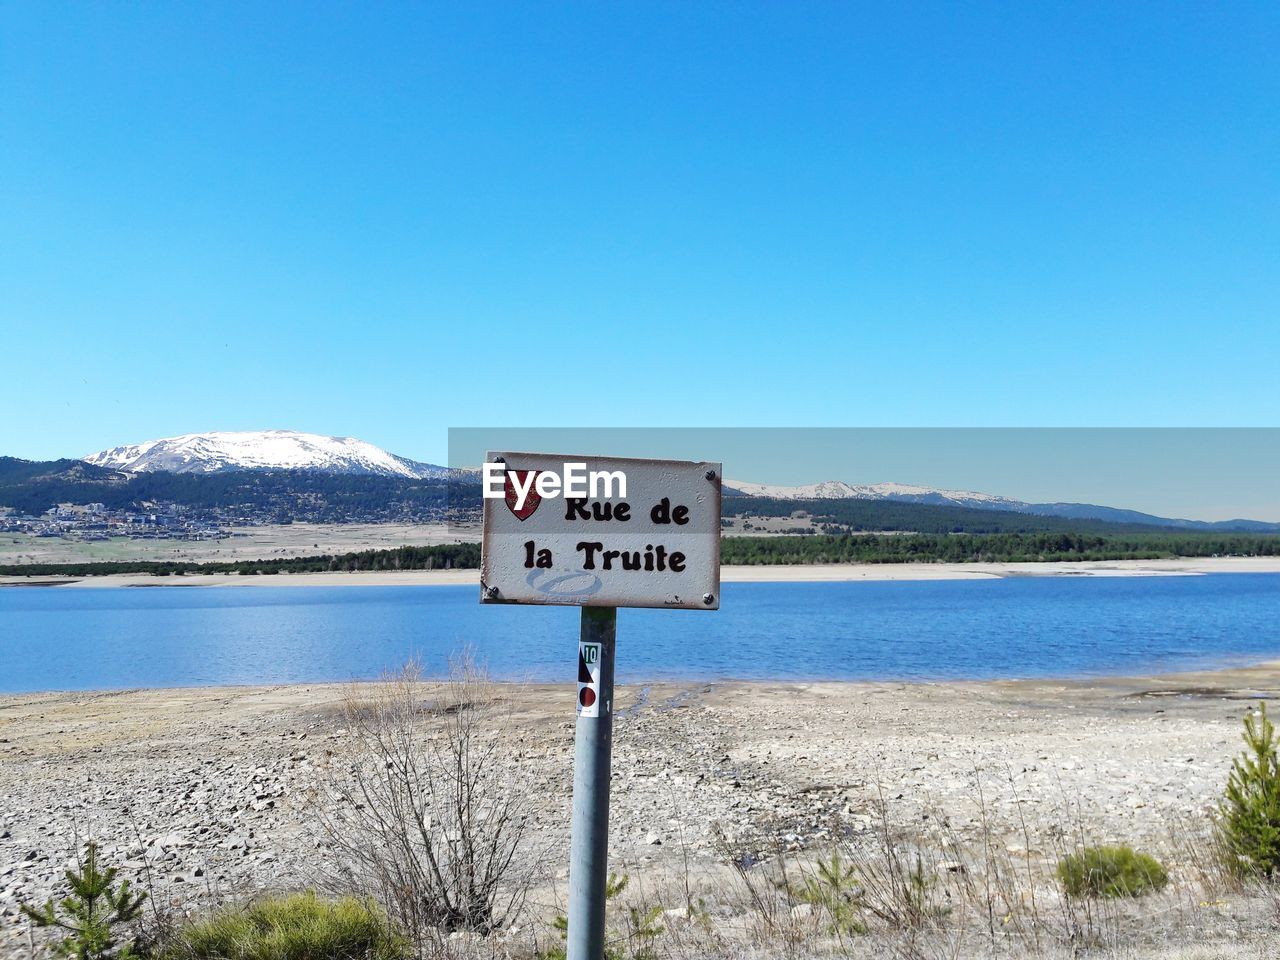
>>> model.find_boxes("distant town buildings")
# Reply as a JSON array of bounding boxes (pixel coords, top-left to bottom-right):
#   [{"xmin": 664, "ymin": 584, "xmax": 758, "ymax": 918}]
[{"xmin": 1, "ymin": 501, "xmax": 230, "ymax": 543}]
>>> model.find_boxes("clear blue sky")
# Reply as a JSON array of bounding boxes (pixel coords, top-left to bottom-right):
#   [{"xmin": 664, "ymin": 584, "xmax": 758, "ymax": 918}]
[{"xmin": 3, "ymin": 2, "xmax": 1278, "ymax": 464}]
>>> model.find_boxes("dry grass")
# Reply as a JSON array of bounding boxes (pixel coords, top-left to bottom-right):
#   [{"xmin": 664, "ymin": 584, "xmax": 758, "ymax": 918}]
[
  {"xmin": 298, "ymin": 675, "xmax": 1279, "ymax": 960},
  {"xmin": 21, "ymin": 771, "xmax": 1279, "ymax": 960},
  {"xmin": 510, "ymin": 771, "xmax": 1280, "ymax": 960}
]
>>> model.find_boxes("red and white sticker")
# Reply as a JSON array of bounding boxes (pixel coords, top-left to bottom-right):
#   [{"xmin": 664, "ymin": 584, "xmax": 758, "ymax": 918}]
[{"xmin": 577, "ymin": 641, "xmax": 601, "ymax": 717}]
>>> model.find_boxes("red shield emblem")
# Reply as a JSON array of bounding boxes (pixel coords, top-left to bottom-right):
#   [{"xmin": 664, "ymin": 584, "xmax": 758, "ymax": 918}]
[{"xmin": 504, "ymin": 470, "xmax": 541, "ymax": 520}]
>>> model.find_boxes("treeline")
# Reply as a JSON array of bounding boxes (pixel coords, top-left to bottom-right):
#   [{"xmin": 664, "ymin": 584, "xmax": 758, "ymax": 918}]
[
  {"xmin": 5, "ymin": 533, "xmax": 1280, "ymax": 578},
  {"xmin": 0, "ymin": 543, "xmax": 480, "ymax": 578},
  {"xmin": 721, "ymin": 495, "xmax": 1180, "ymax": 535},
  {"xmin": 720, "ymin": 532, "xmax": 1280, "ymax": 565}
]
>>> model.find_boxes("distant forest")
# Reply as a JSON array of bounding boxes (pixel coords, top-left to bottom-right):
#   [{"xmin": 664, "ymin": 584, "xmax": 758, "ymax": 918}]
[
  {"xmin": 0, "ymin": 457, "xmax": 468, "ymax": 522},
  {"xmin": 4, "ymin": 532, "xmax": 1278, "ymax": 578},
  {"xmin": 720, "ymin": 532, "xmax": 1280, "ymax": 564},
  {"xmin": 724, "ymin": 496, "xmax": 1185, "ymax": 535},
  {"xmin": 0, "ymin": 543, "xmax": 480, "ymax": 578}
]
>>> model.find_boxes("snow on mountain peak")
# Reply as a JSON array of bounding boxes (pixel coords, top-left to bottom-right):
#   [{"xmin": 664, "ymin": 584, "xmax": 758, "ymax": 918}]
[
  {"xmin": 84, "ymin": 430, "xmax": 445, "ymax": 479},
  {"xmin": 724, "ymin": 477, "xmax": 1024, "ymax": 510}
]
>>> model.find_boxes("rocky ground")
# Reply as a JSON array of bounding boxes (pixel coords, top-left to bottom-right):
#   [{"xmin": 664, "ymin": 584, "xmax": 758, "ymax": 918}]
[{"xmin": 3, "ymin": 664, "xmax": 1280, "ymax": 957}]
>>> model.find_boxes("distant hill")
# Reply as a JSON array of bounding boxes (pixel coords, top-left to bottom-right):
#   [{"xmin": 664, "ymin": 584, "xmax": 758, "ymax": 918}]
[
  {"xmin": 722, "ymin": 494, "xmax": 1177, "ymax": 536},
  {"xmin": 1017, "ymin": 501, "xmax": 1280, "ymax": 533},
  {"xmin": 724, "ymin": 479, "xmax": 1280, "ymax": 534},
  {"xmin": 0, "ymin": 456, "xmax": 461, "ymax": 522},
  {"xmin": 726, "ymin": 478, "xmax": 1024, "ymax": 510},
  {"xmin": 0, "ymin": 457, "xmax": 132, "ymax": 515},
  {"xmin": 0, "ymin": 457, "xmax": 125, "ymax": 485}
]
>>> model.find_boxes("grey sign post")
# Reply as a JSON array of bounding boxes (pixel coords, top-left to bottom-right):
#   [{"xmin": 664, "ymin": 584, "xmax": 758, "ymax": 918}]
[
  {"xmin": 567, "ymin": 606, "xmax": 616, "ymax": 960},
  {"xmin": 479, "ymin": 452, "xmax": 720, "ymax": 960}
]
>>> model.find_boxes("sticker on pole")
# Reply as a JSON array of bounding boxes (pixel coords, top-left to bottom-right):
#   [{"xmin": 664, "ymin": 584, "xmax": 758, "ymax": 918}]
[
  {"xmin": 479, "ymin": 451, "xmax": 722, "ymax": 610},
  {"xmin": 577, "ymin": 641, "xmax": 602, "ymax": 717}
]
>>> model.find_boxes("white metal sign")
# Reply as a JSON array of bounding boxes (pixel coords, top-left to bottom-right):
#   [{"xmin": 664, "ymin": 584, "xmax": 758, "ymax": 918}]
[{"xmin": 479, "ymin": 451, "xmax": 721, "ymax": 610}]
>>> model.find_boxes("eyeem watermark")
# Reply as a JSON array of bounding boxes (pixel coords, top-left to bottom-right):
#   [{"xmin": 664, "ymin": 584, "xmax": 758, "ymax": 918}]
[{"xmin": 483, "ymin": 462, "xmax": 627, "ymax": 510}]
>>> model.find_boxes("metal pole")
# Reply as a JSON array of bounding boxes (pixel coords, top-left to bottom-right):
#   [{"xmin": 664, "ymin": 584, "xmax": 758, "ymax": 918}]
[{"xmin": 567, "ymin": 605, "xmax": 617, "ymax": 960}]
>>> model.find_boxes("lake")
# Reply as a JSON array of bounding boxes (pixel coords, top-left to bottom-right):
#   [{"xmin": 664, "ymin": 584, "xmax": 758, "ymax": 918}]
[{"xmin": 2, "ymin": 574, "xmax": 1279, "ymax": 693}]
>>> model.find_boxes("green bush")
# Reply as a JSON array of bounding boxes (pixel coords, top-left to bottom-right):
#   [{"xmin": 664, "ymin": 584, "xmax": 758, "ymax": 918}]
[
  {"xmin": 1218, "ymin": 701, "xmax": 1280, "ymax": 878},
  {"xmin": 1056, "ymin": 846, "xmax": 1168, "ymax": 899},
  {"xmin": 167, "ymin": 892, "xmax": 405, "ymax": 960}
]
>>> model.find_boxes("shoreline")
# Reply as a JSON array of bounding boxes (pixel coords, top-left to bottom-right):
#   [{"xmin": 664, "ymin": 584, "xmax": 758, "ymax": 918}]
[
  {"xmin": 2, "ymin": 555, "xmax": 1280, "ymax": 589},
  {"xmin": 5, "ymin": 655, "xmax": 1280, "ymax": 700}
]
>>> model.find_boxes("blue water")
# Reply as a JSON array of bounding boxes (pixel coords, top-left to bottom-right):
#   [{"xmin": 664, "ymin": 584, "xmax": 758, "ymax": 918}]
[{"xmin": 1, "ymin": 575, "xmax": 1279, "ymax": 693}]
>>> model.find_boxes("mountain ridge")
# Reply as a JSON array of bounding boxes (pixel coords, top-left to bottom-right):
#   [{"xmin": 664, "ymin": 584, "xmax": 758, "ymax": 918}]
[
  {"xmin": 84, "ymin": 429, "xmax": 447, "ymax": 480},
  {"xmin": 723, "ymin": 479, "xmax": 1279, "ymax": 533},
  {"xmin": 1, "ymin": 430, "xmax": 1268, "ymax": 533}
]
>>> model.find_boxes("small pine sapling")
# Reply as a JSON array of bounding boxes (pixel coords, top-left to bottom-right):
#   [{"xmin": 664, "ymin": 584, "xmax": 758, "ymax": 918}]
[
  {"xmin": 1219, "ymin": 701, "xmax": 1280, "ymax": 878},
  {"xmin": 792, "ymin": 849, "xmax": 867, "ymax": 935},
  {"xmin": 541, "ymin": 873, "xmax": 634, "ymax": 960},
  {"xmin": 22, "ymin": 842, "xmax": 147, "ymax": 960}
]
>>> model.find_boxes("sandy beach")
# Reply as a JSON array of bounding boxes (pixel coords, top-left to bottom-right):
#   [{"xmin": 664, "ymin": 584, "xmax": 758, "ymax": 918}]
[
  {"xmin": 4, "ymin": 662, "xmax": 1280, "ymax": 957},
  {"xmin": 3, "ymin": 555, "xmax": 1279, "ymax": 589}
]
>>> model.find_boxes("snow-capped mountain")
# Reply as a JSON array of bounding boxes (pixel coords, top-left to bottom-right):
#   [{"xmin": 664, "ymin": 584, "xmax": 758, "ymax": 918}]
[
  {"xmin": 84, "ymin": 430, "xmax": 447, "ymax": 479},
  {"xmin": 66, "ymin": 435, "xmax": 1275, "ymax": 532},
  {"xmin": 725, "ymin": 478, "xmax": 1024, "ymax": 511}
]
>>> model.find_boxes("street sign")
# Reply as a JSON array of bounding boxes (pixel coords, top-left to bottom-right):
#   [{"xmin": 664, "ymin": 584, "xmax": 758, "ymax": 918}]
[
  {"xmin": 479, "ymin": 451, "xmax": 721, "ymax": 610},
  {"xmin": 479, "ymin": 450, "xmax": 721, "ymax": 960}
]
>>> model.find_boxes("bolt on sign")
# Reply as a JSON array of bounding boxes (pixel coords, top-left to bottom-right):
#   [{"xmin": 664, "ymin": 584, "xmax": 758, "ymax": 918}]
[{"xmin": 479, "ymin": 452, "xmax": 722, "ymax": 610}]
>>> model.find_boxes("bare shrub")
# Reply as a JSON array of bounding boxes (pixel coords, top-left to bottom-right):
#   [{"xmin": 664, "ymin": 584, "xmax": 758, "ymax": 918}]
[
  {"xmin": 315, "ymin": 655, "xmax": 537, "ymax": 948},
  {"xmin": 855, "ymin": 794, "xmax": 951, "ymax": 935},
  {"xmin": 1169, "ymin": 814, "xmax": 1238, "ymax": 899},
  {"xmin": 715, "ymin": 833, "xmax": 821, "ymax": 959}
]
